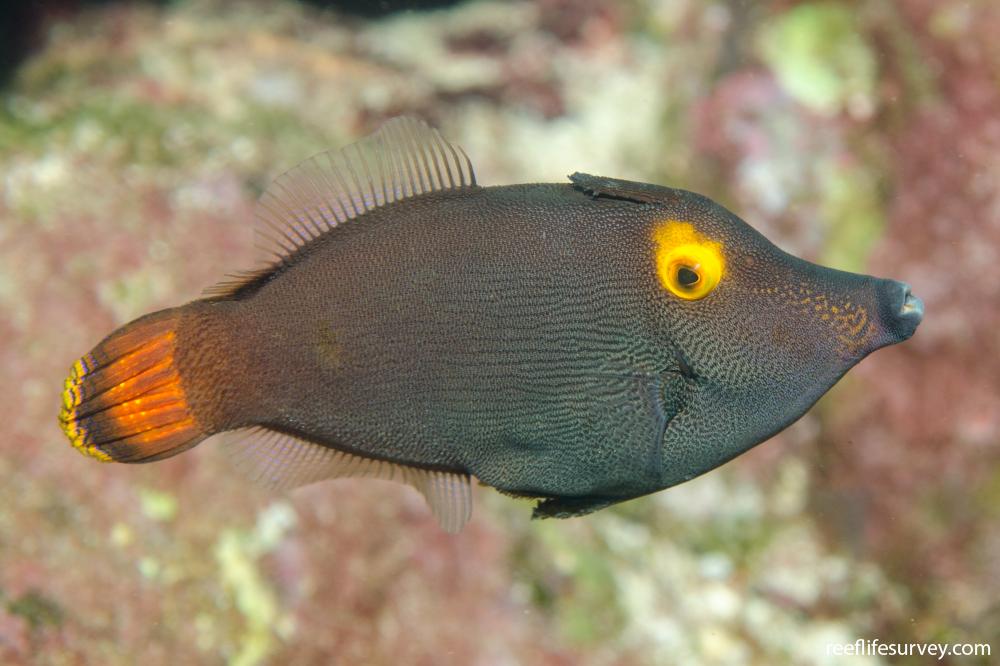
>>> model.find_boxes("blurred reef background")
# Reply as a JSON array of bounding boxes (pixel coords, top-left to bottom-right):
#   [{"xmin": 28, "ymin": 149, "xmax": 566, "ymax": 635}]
[{"xmin": 1, "ymin": 0, "xmax": 998, "ymax": 664}]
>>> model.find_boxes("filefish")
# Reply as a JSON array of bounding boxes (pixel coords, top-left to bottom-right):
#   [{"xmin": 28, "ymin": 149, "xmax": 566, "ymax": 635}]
[{"xmin": 59, "ymin": 118, "xmax": 923, "ymax": 532}]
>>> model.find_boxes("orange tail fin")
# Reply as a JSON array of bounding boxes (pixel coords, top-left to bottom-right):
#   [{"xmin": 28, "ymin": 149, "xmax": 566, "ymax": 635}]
[{"xmin": 59, "ymin": 309, "xmax": 207, "ymax": 463}]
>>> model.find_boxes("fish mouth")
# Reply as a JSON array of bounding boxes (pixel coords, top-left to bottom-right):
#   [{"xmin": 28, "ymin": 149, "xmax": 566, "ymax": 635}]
[
  {"xmin": 879, "ymin": 280, "xmax": 923, "ymax": 343},
  {"xmin": 897, "ymin": 283, "xmax": 924, "ymax": 323}
]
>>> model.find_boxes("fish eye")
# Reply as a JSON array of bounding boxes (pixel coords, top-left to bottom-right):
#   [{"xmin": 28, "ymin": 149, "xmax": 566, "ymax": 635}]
[
  {"xmin": 676, "ymin": 266, "xmax": 700, "ymax": 287},
  {"xmin": 657, "ymin": 242, "xmax": 723, "ymax": 301},
  {"xmin": 652, "ymin": 221, "xmax": 725, "ymax": 301}
]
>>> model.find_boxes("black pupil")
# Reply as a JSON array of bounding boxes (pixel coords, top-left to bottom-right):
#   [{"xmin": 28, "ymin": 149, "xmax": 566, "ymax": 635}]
[{"xmin": 677, "ymin": 266, "xmax": 700, "ymax": 288}]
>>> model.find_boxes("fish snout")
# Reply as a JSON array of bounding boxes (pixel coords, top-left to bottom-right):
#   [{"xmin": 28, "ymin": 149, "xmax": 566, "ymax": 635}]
[
  {"xmin": 898, "ymin": 283, "xmax": 924, "ymax": 321},
  {"xmin": 880, "ymin": 280, "xmax": 923, "ymax": 342}
]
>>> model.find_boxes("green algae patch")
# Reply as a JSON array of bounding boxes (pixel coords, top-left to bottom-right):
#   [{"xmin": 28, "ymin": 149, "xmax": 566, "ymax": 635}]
[
  {"xmin": 139, "ymin": 487, "xmax": 179, "ymax": 522},
  {"xmin": 518, "ymin": 520, "xmax": 628, "ymax": 646},
  {"xmin": 758, "ymin": 3, "xmax": 877, "ymax": 117},
  {"xmin": 215, "ymin": 502, "xmax": 296, "ymax": 666},
  {"xmin": 7, "ymin": 591, "xmax": 64, "ymax": 631},
  {"xmin": 818, "ymin": 160, "xmax": 886, "ymax": 273}
]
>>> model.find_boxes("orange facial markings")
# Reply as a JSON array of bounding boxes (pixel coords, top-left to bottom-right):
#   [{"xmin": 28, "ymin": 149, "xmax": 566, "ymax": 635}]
[
  {"xmin": 818, "ymin": 299, "xmax": 875, "ymax": 356},
  {"xmin": 765, "ymin": 286, "xmax": 879, "ymax": 358}
]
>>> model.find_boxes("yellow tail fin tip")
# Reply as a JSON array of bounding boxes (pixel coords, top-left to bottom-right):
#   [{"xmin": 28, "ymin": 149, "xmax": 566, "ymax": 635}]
[{"xmin": 59, "ymin": 398, "xmax": 112, "ymax": 462}]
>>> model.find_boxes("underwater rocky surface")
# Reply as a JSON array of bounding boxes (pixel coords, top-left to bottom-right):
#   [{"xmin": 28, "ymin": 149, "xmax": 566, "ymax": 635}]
[{"xmin": 0, "ymin": 0, "xmax": 997, "ymax": 664}]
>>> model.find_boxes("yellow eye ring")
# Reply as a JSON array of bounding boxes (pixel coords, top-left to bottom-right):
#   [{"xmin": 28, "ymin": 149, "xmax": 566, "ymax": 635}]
[{"xmin": 657, "ymin": 243, "xmax": 723, "ymax": 300}]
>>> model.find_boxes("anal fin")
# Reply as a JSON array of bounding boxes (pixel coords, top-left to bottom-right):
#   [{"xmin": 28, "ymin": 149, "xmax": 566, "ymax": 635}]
[{"xmin": 220, "ymin": 427, "xmax": 473, "ymax": 533}]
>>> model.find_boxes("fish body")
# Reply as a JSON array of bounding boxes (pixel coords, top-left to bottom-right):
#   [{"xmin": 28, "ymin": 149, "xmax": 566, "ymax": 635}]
[{"xmin": 60, "ymin": 119, "xmax": 922, "ymax": 531}]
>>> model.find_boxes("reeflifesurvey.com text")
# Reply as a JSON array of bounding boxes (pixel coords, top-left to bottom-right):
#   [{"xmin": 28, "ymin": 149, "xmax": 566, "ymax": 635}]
[{"xmin": 826, "ymin": 639, "xmax": 991, "ymax": 660}]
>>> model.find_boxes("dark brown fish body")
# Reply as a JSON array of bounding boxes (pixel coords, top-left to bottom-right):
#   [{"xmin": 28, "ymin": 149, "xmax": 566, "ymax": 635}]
[
  {"xmin": 186, "ymin": 184, "xmax": 686, "ymax": 496},
  {"xmin": 60, "ymin": 119, "xmax": 923, "ymax": 531}
]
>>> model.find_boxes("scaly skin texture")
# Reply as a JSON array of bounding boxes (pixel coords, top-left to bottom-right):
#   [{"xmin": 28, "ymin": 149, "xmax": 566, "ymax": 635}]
[{"xmin": 178, "ymin": 179, "xmax": 919, "ymax": 515}]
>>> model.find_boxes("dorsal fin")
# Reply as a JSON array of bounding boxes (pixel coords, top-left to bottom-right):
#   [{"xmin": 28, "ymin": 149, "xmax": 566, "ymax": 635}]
[
  {"xmin": 218, "ymin": 427, "xmax": 474, "ymax": 533},
  {"xmin": 568, "ymin": 172, "xmax": 680, "ymax": 205},
  {"xmin": 206, "ymin": 117, "xmax": 477, "ymax": 298}
]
